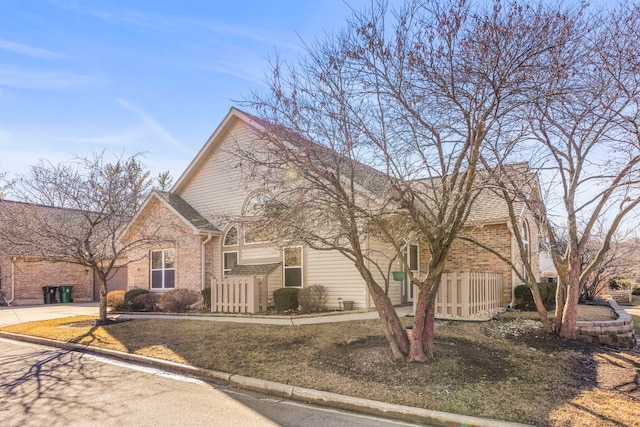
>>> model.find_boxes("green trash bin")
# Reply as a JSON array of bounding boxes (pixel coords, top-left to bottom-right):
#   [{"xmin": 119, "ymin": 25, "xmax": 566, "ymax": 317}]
[{"xmin": 59, "ymin": 286, "xmax": 74, "ymax": 303}]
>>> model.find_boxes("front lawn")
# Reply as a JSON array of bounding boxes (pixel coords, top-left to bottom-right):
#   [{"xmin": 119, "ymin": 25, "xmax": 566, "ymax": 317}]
[{"xmin": 2, "ymin": 311, "xmax": 639, "ymax": 426}]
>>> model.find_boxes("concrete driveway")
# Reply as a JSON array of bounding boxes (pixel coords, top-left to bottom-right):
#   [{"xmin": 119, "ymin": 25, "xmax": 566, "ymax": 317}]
[{"xmin": 0, "ymin": 302, "xmax": 99, "ymax": 327}]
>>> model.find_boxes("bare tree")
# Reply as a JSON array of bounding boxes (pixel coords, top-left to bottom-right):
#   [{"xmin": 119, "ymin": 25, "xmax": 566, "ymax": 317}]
[
  {"xmin": 155, "ymin": 170, "xmax": 174, "ymax": 191},
  {"xmin": 0, "ymin": 153, "xmax": 171, "ymax": 324},
  {"xmin": 244, "ymin": 0, "xmax": 578, "ymax": 361},
  {"xmin": 580, "ymin": 235, "xmax": 640, "ymax": 301},
  {"xmin": 521, "ymin": 3, "xmax": 640, "ymax": 339},
  {"xmin": 459, "ymin": 164, "xmax": 553, "ymax": 333},
  {"xmin": 0, "ymin": 164, "xmax": 13, "ymax": 199}
]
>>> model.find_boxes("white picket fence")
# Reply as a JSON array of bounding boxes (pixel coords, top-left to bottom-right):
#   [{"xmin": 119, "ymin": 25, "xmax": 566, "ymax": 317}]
[
  {"xmin": 211, "ymin": 276, "xmax": 268, "ymax": 314},
  {"xmin": 434, "ymin": 271, "xmax": 503, "ymax": 317}
]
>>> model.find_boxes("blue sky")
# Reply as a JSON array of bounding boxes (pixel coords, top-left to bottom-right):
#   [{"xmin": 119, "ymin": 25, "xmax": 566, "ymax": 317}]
[{"xmin": 0, "ymin": 0, "xmax": 370, "ymax": 180}]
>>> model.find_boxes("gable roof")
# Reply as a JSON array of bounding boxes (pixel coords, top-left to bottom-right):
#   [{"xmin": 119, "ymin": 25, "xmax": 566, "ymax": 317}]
[
  {"xmin": 172, "ymin": 107, "xmax": 266, "ymax": 194},
  {"xmin": 171, "ymin": 107, "xmax": 541, "ymax": 228},
  {"xmin": 154, "ymin": 191, "xmax": 218, "ymax": 233},
  {"xmin": 122, "ymin": 190, "xmax": 219, "ymax": 239}
]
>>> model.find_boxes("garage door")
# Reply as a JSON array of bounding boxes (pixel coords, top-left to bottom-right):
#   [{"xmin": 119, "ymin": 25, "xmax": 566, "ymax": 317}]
[{"xmin": 93, "ymin": 266, "xmax": 128, "ymax": 301}]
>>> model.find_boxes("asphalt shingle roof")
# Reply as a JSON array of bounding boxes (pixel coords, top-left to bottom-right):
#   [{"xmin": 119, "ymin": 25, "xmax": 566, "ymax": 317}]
[{"xmin": 154, "ymin": 191, "xmax": 219, "ymax": 233}]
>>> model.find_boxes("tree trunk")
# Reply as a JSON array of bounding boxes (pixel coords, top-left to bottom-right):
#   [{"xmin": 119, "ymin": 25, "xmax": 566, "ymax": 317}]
[
  {"xmin": 529, "ymin": 282, "xmax": 553, "ymax": 333},
  {"xmin": 410, "ymin": 286, "xmax": 429, "ymax": 362},
  {"xmin": 96, "ymin": 274, "xmax": 108, "ymax": 326},
  {"xmin": 366, "ymin": 277, "xmax": 409, "ymax": 359},
  {"xmin": 554, "ymin": 280, "xmax": 566, "ymax": 334},
  {"xmin": 559, "ymin": 264, "xmax": 581, "ymax": 339},
  {"xmin": 409, "ymin": 279, "xmax": 439, "ymax": 362},
  {"xmin": 422, "ymin": 301, "xmax": 436, "ymax": 360}
]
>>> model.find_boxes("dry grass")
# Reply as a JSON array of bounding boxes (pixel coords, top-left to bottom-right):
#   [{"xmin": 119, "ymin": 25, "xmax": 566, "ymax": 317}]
[{"xmin": 2, "ymin": 311, "xmax": 639, "ymax": 427}]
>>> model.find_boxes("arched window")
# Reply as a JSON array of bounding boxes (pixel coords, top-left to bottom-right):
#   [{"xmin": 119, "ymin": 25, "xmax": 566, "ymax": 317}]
[
  {"xmin": 242, "ymin": 191, "xmax": 272, "ymax": 244},
  {"xmin": 242, "ymin": 191, "xmax": 270, "ymax": 216},
  {"xmin": 223, "ymin": 226, "xmax": 238, "ymax": 246}
]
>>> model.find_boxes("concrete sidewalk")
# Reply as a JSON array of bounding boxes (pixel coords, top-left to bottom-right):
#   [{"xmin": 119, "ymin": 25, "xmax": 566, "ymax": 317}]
[
  {"xmin": 0, "ymin": 302, "xmax": 414, "ymax": 327},
  {"xmin": 0, "ymin": 302, "xmax": 101, "ymax": 327},
  {"xmin": 114, "ymin": 305, "xmax": 415, "ymax": 325}
]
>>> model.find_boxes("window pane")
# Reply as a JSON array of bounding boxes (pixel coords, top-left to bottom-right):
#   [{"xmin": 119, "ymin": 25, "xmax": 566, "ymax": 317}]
[
  {"xmin": 164, "ymin": 270, "xmax": 175, "ymax": 288},
  {"xmin": 285, "ymin": 268, "xmax": 302, "ymax": 287},
  {"xmin": 284, "ymin": 247, "xmax": 301, "ymax": 267},
  {"xmin": 151, "ymin": 251, "xmax": 163, "ymax": 269},
  {"xmin": 164, "ymin": 249, "xmax": 175, "ymax": 269},
  {"xmin": 223, "ymin": 252, "xmax": 238, "ymax": 271},
  {"xmin": 243, "ymin": 192, "xmax": 269, "ymax": 216},
  {"xmin": 151, "ymin": 271, "xmax": 163, "ymax": 288},
  {"xmin": 224, "ymin": 226, "xmax": 238, "ymax": 246}
]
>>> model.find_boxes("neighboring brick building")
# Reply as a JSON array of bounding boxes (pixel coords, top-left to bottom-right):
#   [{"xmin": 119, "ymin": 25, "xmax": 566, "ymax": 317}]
[
  {"xmin": 0, "ymin": 200, "xmax": 127, "ymax": 305},
  {"xmin": 0, "ymin": 257, "xmax": 93, "ymax": 305}
]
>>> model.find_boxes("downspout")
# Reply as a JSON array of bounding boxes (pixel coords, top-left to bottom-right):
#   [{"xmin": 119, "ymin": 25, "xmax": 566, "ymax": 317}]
[
  {"xmin": 509, "ymin": 191, "xmax": 531, "ymax": 309},
  {"xmin": 8, "ymin": 256, "xmax": 15, "ymax": 304},
  {"xmin": 201, "ymin": 233, "xmax": 213, "ymax": 290},
  {"xmin": 506, "ymin": 221, "xmax": 517, "ymax": 309}
]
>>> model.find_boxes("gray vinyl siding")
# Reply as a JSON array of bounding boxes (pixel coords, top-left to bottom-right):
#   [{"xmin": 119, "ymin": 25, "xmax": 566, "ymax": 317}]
[
  {"xmin": 179, "ymin": 123, "xmax": 257, "ymax": 217},
  {"xmin": 305, "ymin": 248, "xmax": 367, "ymax": 310},
  {"xmin": 367, "ymin": 236, "xmax": 403, "ymax": 305}
]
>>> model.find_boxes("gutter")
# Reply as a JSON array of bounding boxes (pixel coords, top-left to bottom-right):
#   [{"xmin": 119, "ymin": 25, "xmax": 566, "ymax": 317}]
[
  {"xmin": 201, "ymin": 233, "xmax": 213, "ymax": 290},
  {"xmin": 506, "ymin": 221, "xmax": 516, "ymax": 309},
  {"xmin": 8, "ymin": 256, "xmax": 15, "ymax": 304}
]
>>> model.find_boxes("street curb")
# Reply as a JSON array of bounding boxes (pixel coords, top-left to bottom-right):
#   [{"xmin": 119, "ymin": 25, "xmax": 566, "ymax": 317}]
[{"xmin": 0, "ymin": 331, "xmax": 532, "ymax": 427}]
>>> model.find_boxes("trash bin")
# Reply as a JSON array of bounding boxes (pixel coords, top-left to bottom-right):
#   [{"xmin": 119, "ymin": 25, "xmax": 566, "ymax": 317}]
[
  {"xmin": 58, "ymin": 285, "xmax": 74, "ymax": 303},
  {"xmin": 42, "ymin": 286, "xmax": 58, "ymax": 304}
]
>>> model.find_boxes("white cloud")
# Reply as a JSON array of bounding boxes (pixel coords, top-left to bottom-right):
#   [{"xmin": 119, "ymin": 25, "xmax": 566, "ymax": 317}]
[
  {"xmin": 0, "ymin": 66, "xmax": 100, "ymax": 91},
  {"xmin": 116, "ymin": 98, "xmax": 189, "ymax": 152},
  {"xmin": 0, "ymin": 40, "xmax": 69, "ymax": 59}
]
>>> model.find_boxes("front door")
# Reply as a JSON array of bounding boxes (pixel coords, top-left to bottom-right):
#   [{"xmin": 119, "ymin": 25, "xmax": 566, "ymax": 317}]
[{"xmin": 405, "ymin": 243, "xmax": 419, "ymax": 303}]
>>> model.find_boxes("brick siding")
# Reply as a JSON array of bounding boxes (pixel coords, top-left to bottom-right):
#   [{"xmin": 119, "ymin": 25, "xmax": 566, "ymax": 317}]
[
  {"xmin": 126, "ymin": 198, "xmax": 210, "ymax": 293},
  {"xmin": 0, "ymin": 257, "xmax": 93, "ymax": 304}
]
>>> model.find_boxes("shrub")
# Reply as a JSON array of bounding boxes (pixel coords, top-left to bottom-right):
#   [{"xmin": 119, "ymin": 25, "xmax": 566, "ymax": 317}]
[
  {"xmin": 160, "ymin": 289, "xmax": 200, "ymax": 312},
  {"xmin": 273, "ymin": 288, "xmax": 299, "ymax": 311},
  {"xmin": 537, "ymin": 282, "xmax": 556, "ymax": 305},
  {"xmin": 107, "ymin": 290, "xmax": 126, "ymax": 310},
  {"xmin": 514, "ymin": 283, "xmax": 556, "ymax": 311},
  {"xmin": 201, "ymin": 287, "xmax": 212, "ymax": 310},
  {"xmin": 298, "ymin": 284, "xmax": 327, "ymax": 313},
  {"xmin": 609, "ymin": 278, "xmax": 634, "ymax": 290},
  {"xmin": 124, "ymin": 288, "xmax": 149, "ymax": 311},
  {"xmin": 131, "ymin": 292, "xmax": 159, "ymax": 311},
  {"xmin": 514, "ymin": 284, "xmax": 534, "ymax": 311}
]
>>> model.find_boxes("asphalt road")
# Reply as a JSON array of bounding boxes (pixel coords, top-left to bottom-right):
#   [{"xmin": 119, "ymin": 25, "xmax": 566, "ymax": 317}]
[{"xmin": 0, "ymin": 338, "xmax": 425, "ymax": 427}]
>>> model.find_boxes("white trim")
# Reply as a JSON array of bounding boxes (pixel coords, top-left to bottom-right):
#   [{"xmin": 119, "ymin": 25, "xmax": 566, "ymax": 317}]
[
  {"xmin": 222, "ymin": 250, "xmax": 239, "ymax": 276},
  {"xmin": 223, "ymin": 225, "xmax": 239, "ymax": 247},
  {"xmin": 406, "ymin": 243, "xmax": 419, "ymax": 302},
  {"xmin": 283, "ymin": 246, "xmax": 304, "ymax": 288},
  {"xmin": 150, "ymin": 248, "xmax": 176, "ymax": 290}
]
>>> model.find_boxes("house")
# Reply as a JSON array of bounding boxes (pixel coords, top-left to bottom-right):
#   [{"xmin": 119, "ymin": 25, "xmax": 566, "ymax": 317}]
[
  {"xmin": 0, "ymin": 200, "xmax": 128, "ymax": 305},
  {"xmin": 124, "ymin": 108, "xmax": 541, "ymax": 316}
]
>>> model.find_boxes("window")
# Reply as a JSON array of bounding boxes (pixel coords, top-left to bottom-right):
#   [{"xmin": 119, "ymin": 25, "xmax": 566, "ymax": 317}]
[
  {"xmin": 242, "ymin": 191, "xmax": 272, "ymax": 244},
  {"xmin": 223, "ymin": 251, "xmax": 238, "ymax": 276},
  {"xmin": 242, "ymin": 192, "xmax": 270, "ymax": 216},
  {"xmin": 284, "ymin": 247, "xmax": 303, "ymax": 287},
  {"xmin": 151, "ymin": 249, "xmax": 175, "ymax": 289},
  {"xmin": 223, "ymin": 226, "xmax": 238, "ymax": 246}
]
